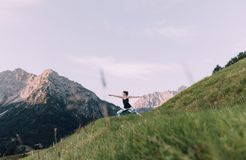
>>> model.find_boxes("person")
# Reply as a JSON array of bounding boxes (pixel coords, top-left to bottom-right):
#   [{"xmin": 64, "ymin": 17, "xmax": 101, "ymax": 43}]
[{"xmin": 109, "ymin": 91, "xmax": 142, "ymax": 116}]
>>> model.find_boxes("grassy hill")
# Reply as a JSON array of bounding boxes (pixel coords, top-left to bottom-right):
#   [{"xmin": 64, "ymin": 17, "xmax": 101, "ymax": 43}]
[
  {"xmin": 20, "ymin": 59, "xmax": 246, "ymax": 160},
  {"xmin": 163, "ymin": 58, "xmax": 246, "ymax": 111}
]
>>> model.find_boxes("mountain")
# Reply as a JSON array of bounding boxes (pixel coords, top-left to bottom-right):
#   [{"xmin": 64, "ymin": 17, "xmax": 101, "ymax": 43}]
[
  {"xmin": 22, "ymin": 59, "xmax": 246, "ymax": 160},
  {"xmin": 0, "ymin": 68, "xmax": 118, "ymax": 156},
  {"xmin": 134, "ymin": 86, "xmax": 187, "ymax": 109}
]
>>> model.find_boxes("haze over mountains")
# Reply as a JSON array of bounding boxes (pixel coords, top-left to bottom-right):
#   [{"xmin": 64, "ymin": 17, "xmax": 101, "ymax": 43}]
[{"xmin": 0, "ymin": 68, "xmax": 118, "ymax": 156}]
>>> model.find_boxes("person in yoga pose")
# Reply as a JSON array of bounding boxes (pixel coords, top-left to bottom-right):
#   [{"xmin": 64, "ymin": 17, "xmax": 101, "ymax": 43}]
[{"xmin": 109, "ymin": 91, "xmax": 142, "ymax": 116}]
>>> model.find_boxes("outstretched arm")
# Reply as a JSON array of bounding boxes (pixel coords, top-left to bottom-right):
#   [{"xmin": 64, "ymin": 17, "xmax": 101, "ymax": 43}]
[
  {"xmin": 108, "ymin": 94, "xmax": 123, "ymax": 99},
  {"xmin": 128, "ymin": 96, "xmax": 143, "ymax": 99}
]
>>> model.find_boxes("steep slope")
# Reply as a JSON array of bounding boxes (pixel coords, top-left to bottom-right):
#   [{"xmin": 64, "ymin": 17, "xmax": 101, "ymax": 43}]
[
  {"xmin": 162, "ymin": 59, "xmax": 246, "ymax": 111},
  {"xmin": 22, "ymin": 60, "xmax": 246, "ymax": 160},
  {"xmin": 0, "ymin": 69, "xmax": 118, "ymax": 156},
  {"xmin": 23, "ymin": 59, "xmax": 246, "ymax": 160},
  {"xmin": 134, "ymin": 86, "xmax": 187, "ymax": 109}
]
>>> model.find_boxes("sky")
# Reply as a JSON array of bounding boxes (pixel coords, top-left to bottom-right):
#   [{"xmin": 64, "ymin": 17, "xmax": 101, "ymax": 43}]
[{"xmin": 0, "ymin": 0, "xmax": 245, "ymax": 106}]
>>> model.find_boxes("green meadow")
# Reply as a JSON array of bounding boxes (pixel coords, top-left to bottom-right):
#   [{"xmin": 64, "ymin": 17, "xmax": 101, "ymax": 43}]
[{"xmin": 22, "ymin": 59, "xmax": 246, "ymax": 160}]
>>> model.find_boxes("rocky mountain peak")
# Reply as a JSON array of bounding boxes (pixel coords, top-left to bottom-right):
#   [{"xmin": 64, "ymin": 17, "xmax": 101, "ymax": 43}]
[
  {"xmin": 0, "ymin": 68, "xmax": 31, "ymax": 81},
  {"xmin": 134, "ymin": 86, "xmax": 187, "ymax": 109},
  {"xmin": 41, "ymin": 69, "xmax": 58, "ymax": 78},
  {"xmin": 13, "ymin": 68, "xmax": 28, "ymax": 74},
  {"xmin": 0, "ymin": 68, "xmax": 91, "ymax": 105},
  {"xmin": 0, "ymin": 69, "xmax": 35, "ymax": 105},
  {"xmin": 19, "ymin": 69, "xmax": 70, "ymax": 104}
]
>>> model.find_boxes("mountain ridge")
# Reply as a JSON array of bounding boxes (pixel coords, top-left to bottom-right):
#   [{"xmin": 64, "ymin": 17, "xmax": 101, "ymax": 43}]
[
  {"xmin": 134, "ymin": 86, "xmax": 187, "ymax": 109},
  {"xmin": 0, "ymin": 68, "xmax": 118, "ymax": 156}
]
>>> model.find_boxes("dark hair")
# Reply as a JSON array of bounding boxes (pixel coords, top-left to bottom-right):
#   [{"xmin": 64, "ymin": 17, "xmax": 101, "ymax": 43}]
[{"xmin": 123, "ymin": 91, "xmax": 129, "ymax": 96}]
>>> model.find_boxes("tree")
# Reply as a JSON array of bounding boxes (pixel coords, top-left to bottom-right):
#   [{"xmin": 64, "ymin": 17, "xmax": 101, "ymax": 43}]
[
  {"xmin": 213, "ymin": 65, "xmax": 223, "ymax": 74},
  {"xmin": 212, "ymin": 51, "xmax": 246, "ymax": 75},
  {"xmin": 225, "ymin": 57, "xmax": 238, "ymax": 67},
  {"xmin": 237, "ymin": 52, "xmax": 246, "ymax": 60}
]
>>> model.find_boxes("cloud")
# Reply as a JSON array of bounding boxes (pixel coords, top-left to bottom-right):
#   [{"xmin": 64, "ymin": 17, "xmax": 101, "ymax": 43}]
[
  {"xmin": 70, "ymin": 56, "xmax": 180, "ymax": 79},
  {"xmin": 144, "ymin": 25, "xmax": 198, "ymax": 38}
]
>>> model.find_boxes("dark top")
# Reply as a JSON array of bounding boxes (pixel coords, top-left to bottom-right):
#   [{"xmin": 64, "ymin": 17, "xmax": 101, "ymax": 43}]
[{"xmin": 123, "ymin": 98, "xmax": 132, "ymax": 109}]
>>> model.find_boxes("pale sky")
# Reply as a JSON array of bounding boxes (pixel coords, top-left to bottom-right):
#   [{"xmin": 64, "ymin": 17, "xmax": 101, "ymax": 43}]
[{"xmin": 0, "ymin": 0, "xmax": 245, "ymax": 106}]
